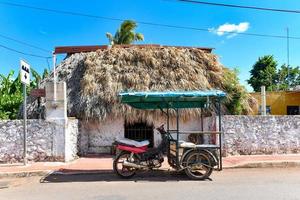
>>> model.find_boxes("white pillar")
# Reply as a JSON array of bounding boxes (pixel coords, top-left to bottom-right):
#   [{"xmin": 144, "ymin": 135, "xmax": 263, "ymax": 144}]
[
  {"xmin": 53, "ymin": 53, "xmax": 57, "ymax": 103},
  {"xmin": 45, "ymin": 81, "xmax": 77, "ymax": 162},
  {"xmin": 261, "ymin": 86, "xmax": 266, "ymax": 115},
  {"xmin": 45, "ymin": 82, "xmax": 67, "ymax": 120}
]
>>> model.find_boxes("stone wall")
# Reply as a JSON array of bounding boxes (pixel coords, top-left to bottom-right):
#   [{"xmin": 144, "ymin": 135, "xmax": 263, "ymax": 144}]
[
  {"xmin": 73, "ymin": 115, "xmax": 300, "ymax": 156},
  {"xmin": 222, "ymin": 115, "xmax": 300, "ymax": 155},
  {"xmin": 0, "ymin": 119, "xmax": 78, "ymax": 163}
]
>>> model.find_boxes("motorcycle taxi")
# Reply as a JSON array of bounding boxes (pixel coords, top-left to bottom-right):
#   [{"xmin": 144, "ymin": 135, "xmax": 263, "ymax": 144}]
[{"xmin": 113, "ymin": 90, "xmax": 226, "ymax": 180}]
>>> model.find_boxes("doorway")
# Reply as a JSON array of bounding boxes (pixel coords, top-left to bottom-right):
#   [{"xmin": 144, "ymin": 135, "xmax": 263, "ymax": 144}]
[
  {"xmin": 287, "ymin": 106, "xmax": 300, "ymax": 115},
  {"xmin": 124, "ymin": 121, "xmax": 154, "ymax": 147}
]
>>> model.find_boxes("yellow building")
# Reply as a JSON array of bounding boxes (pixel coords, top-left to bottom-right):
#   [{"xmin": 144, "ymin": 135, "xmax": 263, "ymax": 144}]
[{"xmin": 250, "ymin": 91, "xmax": 300, "ymax": 115}]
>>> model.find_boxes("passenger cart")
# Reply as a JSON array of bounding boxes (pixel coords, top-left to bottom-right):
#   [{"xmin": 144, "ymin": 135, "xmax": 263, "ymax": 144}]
[{"xmin": 113, "ymin": 90, "xmax": 226, "ymax": 180}]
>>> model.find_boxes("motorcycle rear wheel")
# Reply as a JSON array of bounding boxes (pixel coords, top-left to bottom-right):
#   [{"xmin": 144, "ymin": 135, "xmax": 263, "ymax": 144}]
[{"xmin": 113, "ymin": 151, "xmax": 139, "ymax": 179}]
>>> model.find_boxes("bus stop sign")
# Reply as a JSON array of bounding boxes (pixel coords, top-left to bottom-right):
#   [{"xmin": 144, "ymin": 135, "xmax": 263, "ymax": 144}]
[{"xmin": 20, "ymin": 60, "xmax": 30, "ymax": 85}]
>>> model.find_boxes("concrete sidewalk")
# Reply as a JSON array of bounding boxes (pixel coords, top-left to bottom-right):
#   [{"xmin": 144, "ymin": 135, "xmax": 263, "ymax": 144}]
[{"xmin": 1, "ymin": 154, "xmax": 300, "ymax": 177}]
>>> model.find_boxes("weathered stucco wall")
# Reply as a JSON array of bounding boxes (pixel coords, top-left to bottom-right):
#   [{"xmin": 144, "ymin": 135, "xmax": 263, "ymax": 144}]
[
  {"xmin": 79, "ymin": 116, "xmax": 206, "ymax": 154},
  {"xmin": 76, "ymin": 115, "xmax": 300, "ymax": 156},
  {"xmin": 79, "ymin": 118, "xmax": 125, "ymax": 154},
  {"xmin": 152, "ymin": 117, "xmax": 204, "ymax": 146},
  {"xmin": 0, "ymin": 119, "xmax": 78, "ymax": 163},
  {"xmin": 65, "ymin": 118, "xmax": 79, "ymax": 161},
  {"xmin": 222, "ymin": 115, "xmax": 300, "ymax": 155}
]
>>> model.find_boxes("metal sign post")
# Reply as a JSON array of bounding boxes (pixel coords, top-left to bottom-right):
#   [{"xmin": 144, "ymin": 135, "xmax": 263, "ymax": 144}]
[{"xmin": 20, "ymin": 60, "xmax": 30, "ymax": 165}]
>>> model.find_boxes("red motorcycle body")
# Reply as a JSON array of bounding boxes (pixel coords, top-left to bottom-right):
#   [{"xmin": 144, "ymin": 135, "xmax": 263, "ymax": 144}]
[{"xmin": 116, "ymin": 144, "xmax": 148, "ymax": 154}]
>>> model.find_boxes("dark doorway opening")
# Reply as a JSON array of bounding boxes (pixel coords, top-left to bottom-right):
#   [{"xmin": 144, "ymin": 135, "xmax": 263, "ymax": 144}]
[
  {"xmin": 287, "ymin": 106, "xmax": 300, "ymax": 115},
  {"xmin": 124, "ymin": 121, "xmax": 154, "ymax": 147}
]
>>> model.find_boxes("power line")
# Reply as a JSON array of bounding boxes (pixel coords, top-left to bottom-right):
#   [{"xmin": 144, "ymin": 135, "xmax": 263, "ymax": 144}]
[
  {"xmin": 175, "ymin": 0, "xmax": 300, "ymax": 14},
  {"xmin": 0, "ymin": 1, "xmax": 124, "ymax": 22},
  {"xmin": 1, "ymin": 1, "xmax": 300, "ymax": 40},
  {"xmin": 0, "ymin": 44, "xmax": 51, "ymax": 58},
  {"xmin": 0, "ymin": 33, "xmax": 51, "ymax": 53}
]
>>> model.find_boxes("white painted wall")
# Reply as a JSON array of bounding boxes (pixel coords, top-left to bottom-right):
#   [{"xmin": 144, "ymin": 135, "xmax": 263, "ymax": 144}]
[
  {"xmin": 0, "ymin": 119, "xmax": 78, "ymax": 163},
  {"xmin": 79, "ymin": 115, "xmax": 212, "ymax": 154},
  {"xmin": 80, "ymin": 117, "xmax": 125, "ymax": 154},
  {"xmin": 152, "ymin": 117, "xmax": 203, "ymax": 147}
]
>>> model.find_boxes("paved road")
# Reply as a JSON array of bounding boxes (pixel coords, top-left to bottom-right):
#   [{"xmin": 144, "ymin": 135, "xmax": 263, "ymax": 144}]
[{"xmin": 1, "ymin": 168, "xmax": 300, "ymax": 200}]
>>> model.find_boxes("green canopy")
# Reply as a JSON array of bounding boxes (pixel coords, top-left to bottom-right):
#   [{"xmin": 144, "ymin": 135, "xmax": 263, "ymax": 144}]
[{"xmin": 119, "ymin": 90, "xmax": 226, "ymax": 109}]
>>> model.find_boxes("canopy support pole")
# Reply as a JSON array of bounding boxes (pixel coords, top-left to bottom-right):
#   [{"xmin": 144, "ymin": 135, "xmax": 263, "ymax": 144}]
[
  {"xmin": 176, "ymin": 107, "xmax": 179, "ymax": 168},
  {"xmin": 158, "ymin": 106, "xmax": 168, "ymax": 116},
  {"xmin": 218, "ymin": 98, "xmax": 222, "ymax": 170},
  {"xmin": 201, "ymin": 108, "xmax": 203, "ymax": 132},
  {"xmin": 167, "ymin": 107, "xmax": 169, "ymax": 133}
]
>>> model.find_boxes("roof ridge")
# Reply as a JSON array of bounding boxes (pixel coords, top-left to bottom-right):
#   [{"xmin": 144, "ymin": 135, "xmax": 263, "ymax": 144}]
[{"xmin": 54, "ymin": 44, "xmax": 214, "ymax": 54}]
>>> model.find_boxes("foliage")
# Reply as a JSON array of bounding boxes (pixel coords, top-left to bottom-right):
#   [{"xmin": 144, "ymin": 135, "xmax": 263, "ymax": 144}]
[
  {"xmin": 275, "ymin": 65, "xmax": 300, "ymax": 90},
  {"xmin": 106, "ymin": 20, "xmax": 144, "ymax": 45},
  {"xmin": 0, "ymin": 68, "xmax": 48, "ymax": 120},
  {"xmin": 0, "ymin": 71, "xmax": 23, "ymax": 119},
  {"xmin": 223, "ymin": 68, "xmax": 250, "ymax": 114},
  {"xmin": 42, "ymin": 68, "xmax": 49, "ymax": 79},
  {"xmin": 248, "ymin": 55, "xmax": 277, "ymax": 92},
  {"xmin": 248, "ymin": 55, "xmax": 300, "ymax": 91}
]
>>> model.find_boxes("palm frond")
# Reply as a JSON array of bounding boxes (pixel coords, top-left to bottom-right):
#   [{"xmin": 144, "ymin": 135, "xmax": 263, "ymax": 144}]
[
  {"xmin": 106, "ymin": 32, "xmax": 114, "ymax": 45},
  {"xmin": 107, "ymin": 20, "xmax": 143, "ymax": 44},
  {"xmin": 135, "ymin": 33, "xmax": 144, "ymax": 41}
]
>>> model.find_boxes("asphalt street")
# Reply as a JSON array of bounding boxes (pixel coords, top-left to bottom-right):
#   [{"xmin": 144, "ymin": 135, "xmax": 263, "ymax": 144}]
[{"xmin": 1, "ymin": 168, "xmax": 300, "ymax": 200}]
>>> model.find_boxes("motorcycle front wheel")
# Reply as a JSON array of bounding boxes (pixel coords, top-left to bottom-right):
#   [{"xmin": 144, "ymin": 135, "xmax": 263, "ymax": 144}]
[{"xmin": 113, "ymin": 151, "xmax": 139, "ymax": 178}]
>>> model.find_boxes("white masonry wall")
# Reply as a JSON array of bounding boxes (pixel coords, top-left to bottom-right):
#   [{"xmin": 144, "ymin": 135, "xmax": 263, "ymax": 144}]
[
  {"xmin": 79, "ymin": 115, "xmax": 300, "ymax": 156},
  {"xmin": 0, "ymin": 119, "xmax": 78, "ymax": 163},
  {"xmin": 79, "ymin": 116, "xmax": 208, "ymax": 154},
  {"xmin": 221, "ymin": 115, "xmax": 300, "ymax": 155},
  {"xmin": 79, "ymin": 118, "xmax": 125, "ymax": 154}
]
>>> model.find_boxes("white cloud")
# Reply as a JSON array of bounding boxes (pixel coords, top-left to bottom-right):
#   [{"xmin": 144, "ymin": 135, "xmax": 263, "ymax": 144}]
[{"xmin": 211, "ymin": 22, "xmax": 250, "ymax": 38}]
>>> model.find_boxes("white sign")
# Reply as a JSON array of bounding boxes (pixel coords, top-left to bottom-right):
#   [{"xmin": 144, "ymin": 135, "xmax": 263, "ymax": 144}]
[{"xmin": 20, "ymin": 60, "xmax": 30, "ymax": 85}]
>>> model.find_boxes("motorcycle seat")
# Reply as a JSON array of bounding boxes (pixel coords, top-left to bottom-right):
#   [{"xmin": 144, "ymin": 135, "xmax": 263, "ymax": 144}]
[
  {"xmin": 116, "ymin": 138, "xmax": 150, "ymax": 147},
  {"xmin": 179, "ymin": 140, "xmax": 196, "ymax": 148},
  {"xmin": 179, "ymin": 140, "xmax": 218, "ymax": 148}
]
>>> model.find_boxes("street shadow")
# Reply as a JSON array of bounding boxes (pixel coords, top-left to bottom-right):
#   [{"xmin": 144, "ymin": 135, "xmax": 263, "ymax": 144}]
[{"xmin": 40, "ymin": 169, "xmax": 212, "ymax": 183}]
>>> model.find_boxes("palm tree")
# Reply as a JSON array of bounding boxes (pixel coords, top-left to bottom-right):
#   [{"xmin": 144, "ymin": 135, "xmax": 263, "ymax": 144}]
[{"xmin": 106, "ymin": 20, "xmax": 144, "ymax": 45}]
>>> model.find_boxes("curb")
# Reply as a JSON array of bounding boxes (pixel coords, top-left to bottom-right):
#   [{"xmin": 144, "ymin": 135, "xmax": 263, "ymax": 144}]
[
  {"xmin": 223, "ymin": 161, "xmax": 300, "ymax": 169},
  {"xmin": 0, "ymin": 181, "xmax": 9, "ymax": 189},
  {"xmin": 0, "ymin": 170, "xmax": 115, "ymax": 178},
  {"xmin": 51, "ymin": 170, "xmax": 114, "ymax": 176},
  {"xmin": 0, "ymin": 170, "xmax": 53, "ymax": 178},
  {"xmin": 1, "ymin": 161, "xmax": 300, "ymax": 178}
]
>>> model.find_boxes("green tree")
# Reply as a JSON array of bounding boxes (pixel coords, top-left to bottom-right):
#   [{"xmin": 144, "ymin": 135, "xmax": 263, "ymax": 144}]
[
  {"xmin": 106, "ymin": 20, "xmax": 144, "ymax": 45},
  {"xmin": 223, "ymin": 68, "xmax": 249, "ymax": 114},
  {"xmin": 42, "ymin": 68, "xmax": 49, "ymax": 79},
  {"xmin": 0, "ymin": 71, "xmax": 23, "ymax": 119},
  {"xmin": 248, "ymin": 55, "xmax": 277, "ymax": 92},
  {"xmin": 275, "ymin": 65, "xmax": 300, "ymax": 90},
  {"xmin": 0, "ymin": 68, "xmax": 48, "ymax": 119}
]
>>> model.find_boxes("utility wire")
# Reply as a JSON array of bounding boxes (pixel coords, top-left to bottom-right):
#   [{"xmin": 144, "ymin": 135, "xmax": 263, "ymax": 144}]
[
  {"xmin": 0, "ymin": 1, "xmax": 124, "ymax": 22},
  {"xmin": 1, "ymin": 1, "xmax": 300, "ymax": 40},
  {"xmin": 0, "ymin": 44, "xmax": 51, "ymax": 58},
  {"xmin": 176, "ymin": 0, "xmax": 300, "ymax": 14},
  {"xmin": 0, "ymin": 33, "xmax": 51, "ymax": 53}
]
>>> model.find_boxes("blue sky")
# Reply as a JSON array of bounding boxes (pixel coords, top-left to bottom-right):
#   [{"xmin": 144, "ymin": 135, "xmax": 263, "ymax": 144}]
[{"xmin": 1, "ymin": 0, "xmax": 300, "ymax": 91}]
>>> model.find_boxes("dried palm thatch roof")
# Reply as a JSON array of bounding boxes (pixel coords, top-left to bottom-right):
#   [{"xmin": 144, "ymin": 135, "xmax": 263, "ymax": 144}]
[{"xmin": 30, "ymin": 46, "xmax": 255, "ymax": 121}]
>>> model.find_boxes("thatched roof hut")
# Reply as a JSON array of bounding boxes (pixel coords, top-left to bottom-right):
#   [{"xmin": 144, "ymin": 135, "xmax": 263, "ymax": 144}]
[{"xmin": 31, "ymin": 45, "xmax": 254, "ymax": 121}]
